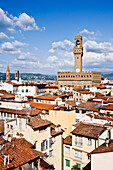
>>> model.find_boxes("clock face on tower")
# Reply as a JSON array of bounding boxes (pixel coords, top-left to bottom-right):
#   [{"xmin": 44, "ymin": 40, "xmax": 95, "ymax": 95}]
[{"xmin": 76, "ymin": 68, "xmax": 80, "ymax": 73}]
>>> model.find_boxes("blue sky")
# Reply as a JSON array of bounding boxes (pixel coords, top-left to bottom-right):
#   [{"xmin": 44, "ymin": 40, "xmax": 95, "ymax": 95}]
[{"xmin": 0, "ymin": 0, "xmax": 113, "ymax": 74}]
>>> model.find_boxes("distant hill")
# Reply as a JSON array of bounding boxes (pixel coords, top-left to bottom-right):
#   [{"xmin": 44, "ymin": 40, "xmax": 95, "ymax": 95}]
[
  {"xmin": 0, "ymin": 73, "xmax": 57, "ymax": 81},
  {"xmin": 1, "ymin": 72, "xmax": 113, "ymax": 81},
  {"xmin": 102, "ymin": 73, "xmax": 113, "ymax": 79}
]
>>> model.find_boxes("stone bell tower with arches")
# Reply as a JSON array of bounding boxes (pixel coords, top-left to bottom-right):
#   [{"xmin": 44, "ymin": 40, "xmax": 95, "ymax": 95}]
[
  {"xmin": 57, "ymin": 33, "xmax": 101, "ymax": 88},
  {"xmin": 73, "ymin": 33, "xmax": 83, "ymax": 73}
]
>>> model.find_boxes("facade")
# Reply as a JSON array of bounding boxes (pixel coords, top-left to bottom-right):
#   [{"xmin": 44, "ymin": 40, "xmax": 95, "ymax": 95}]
[
  {"xmin": 57, "ymin": 34, "xmax": 101, "ymax": 88},
  {"xmin": 4, "ymin": 115, "xmax": 64, "ymax": 170},
  {"xmin": 89, "ymin": 139, "xmax": 113, "ymax": 170},
  {"xmin": 63, "ymin": 122, "xmax": 108, "ymax": 170}
]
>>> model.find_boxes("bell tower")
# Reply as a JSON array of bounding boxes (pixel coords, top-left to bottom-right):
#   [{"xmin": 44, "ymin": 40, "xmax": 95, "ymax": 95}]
[
  {"xmin": 6, "ymin": 65, "xmax": 10, "ymax": 82},
  {"xmin": 73, "ymin": 33, "xmax": 83, "ymax": 73}
]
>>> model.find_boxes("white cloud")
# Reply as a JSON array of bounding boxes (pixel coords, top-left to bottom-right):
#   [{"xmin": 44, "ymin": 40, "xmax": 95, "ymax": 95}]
[
  {"xmin": 0, "ymin": 32, "xmax": 9, "ymax": 40},
  {"xmin": 1, "ymin": 42, "xmax": 15, "ymax": 51},
  {"xmin": 0, "ymin": 8, "xmax": 45, "ymax": 32},
  {"xmin": 84, "ymin": 40, "xmax": 113, "ymax": 53},
  {"xmin": 80, "ymin": 29, "xmax": 94, "ymax": 35},
  {"xmin": 47, "ymin": 56, "xmax": 58, "ymax": 62},
  {"xmin": 15, "ymin": 13, "xmax": 39, "ymax": 31},
  {"xmin": 0, "ymin": 8, "xmax": 13, "ymax": 31},
  {"xmin": 12, "ymin": 40, "xmax": 27, "ymax": 48}
]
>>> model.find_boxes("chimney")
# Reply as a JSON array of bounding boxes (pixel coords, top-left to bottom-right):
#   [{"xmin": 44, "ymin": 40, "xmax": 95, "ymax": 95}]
[
  {"xmin": 105, "ymin": 138, "xmax": 109, "ymax": 147},
  {"xmin": 4, "ymin": 155, "xmax": 9, "ymax": 165},
  {"xmin": 55, "ymin": 124, "xmax": 61, "ymax": 132},
  {"xmin": 40, "ymin": 114, "xmax": 45, "ymax": 120}
]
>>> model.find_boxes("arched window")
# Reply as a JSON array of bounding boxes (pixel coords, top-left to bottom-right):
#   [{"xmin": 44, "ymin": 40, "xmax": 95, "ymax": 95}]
[{"xmin": 76, "ymin": 40, "xmax": 80, "ymax": 47}]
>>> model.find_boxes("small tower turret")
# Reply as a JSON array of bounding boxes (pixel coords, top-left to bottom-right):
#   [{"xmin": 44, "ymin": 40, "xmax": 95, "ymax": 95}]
[{"xmin": 6, "ymin": 65, "xmax": 10, "ymax": 82}]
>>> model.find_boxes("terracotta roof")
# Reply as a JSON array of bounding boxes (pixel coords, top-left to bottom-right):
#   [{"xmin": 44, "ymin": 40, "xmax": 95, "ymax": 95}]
[
  {"xmin": 76, "ymin": 102, "xmax": 100, "ymax": 112},
  {"xmin": 27, "ymin": 115, "xmax": 52, "ymax": 130},
  {"xmin": 0, "ymin": 136, "xmax": 6, "ymax": 145},
  {"xmin": 50, "ymin": 124, "xmax": 64, "ymax": 137},
  {"xmin": 100, "ymin": 104, "xmax": 113, "ymax": 111},
  {"xmin": 93, "ymin": 96, "xmax": 109, "ymax": 100},
  {"xmin": 78, "ymin": 91, "xmax": 90, "ymax": 94},
  {"xmin": 27, "ymin": 101, "xmax": 58, "ymax": 110},
  {"xmin": 0, "ymin": 138, "xmax": 45, "ymax": 169},
  {"xmin": 0, "ymin": 107, "xmax": 40, "ymax": 116},
  {"xmin": 45, "ymin": 85, "xmax": 58, "ymax": 88},
  {"xmin": 65, "ymin": 100, "xmax": 76, "ymax": 107},
  {"xmin": 108, "ymin": 98, "xmax": 113, "ymax": 103},
  {"xmin": 63, "ymin": 135, "xmax": 72, "ymax": 146},
  {"xmin": 72, "ymin": 122, "xmax": 106, "ymax": 139},
  {"xmin": 0, "ymin": 120, "xmax": 4, "ymax": 134},
  {"xmin": 0, "ymin": 90, "xmax": 9, "ymax": 95},
  {"xmin": 86, "ymin": 114, "xmax": 113, "ymax": 122},
  {"xmin": 1, "ymin": 93, "xmax": 15, "ymax": 99},
  {"xmin": 95, "ymin": 92, "xmax": 105, "ymax": 97},
  {"xmin": 34, "ymin": 95, "xmax": 60, "ymax": 100},
  {"xmin": 97, "ymin": 86, "xmax": 106, "ymax": 89},
  {"xmin": 89, "ymin": 139, "xmax": 113, "ymax": 155}
]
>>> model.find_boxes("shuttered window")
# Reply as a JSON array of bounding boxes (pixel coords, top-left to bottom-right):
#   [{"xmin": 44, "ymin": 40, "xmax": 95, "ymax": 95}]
[{"xmin": 66, "ymin": 160, "xmax": 70, "ymax": 167}]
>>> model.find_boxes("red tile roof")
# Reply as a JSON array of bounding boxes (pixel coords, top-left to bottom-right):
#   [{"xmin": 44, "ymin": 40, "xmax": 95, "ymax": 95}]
[
  {"xmin": 34, "ymin": 95, "xmax": 60, "ymax": 100},
  {"xmin": 0, "ymin": 120, "xmax": 4, "ymax": 134},
  {"xmin": 1, "ymin": 93, "xmax": 15, "ymax": 99},
  {"xmin": 77, "ymin": 102, "xmax": 100, "ymax": 112},
  {"xmin": 63, "ymin": 135, "xmax": 72, "ymax": 146},
  {"xmin": 100, "ymin": 104, "xmax": 113, "ymax": 111},
  {"xmin": 0, "ymin": 138, "xmax": 45, "ymax": 169},
  {"xmin": 27, "ymin": 101, "xmax": 58, "ymax": 110},
  {"xmin": 72, "ymin": 122, "xmax": 106, "ymax": 139},
  {"xmin": 65, "ymin": 100, "xmax": 76, "ymax": 107},
  {"xmin": 89, "ymin": 139, "xmax": 113, "ymax": 155},
  {"xmin": 27, "ymin": 115, "xmax": 52, "ymax": 130},
  {"xmin": 0, "ymin": 107, "xmax": 40, "ymax": 116}
]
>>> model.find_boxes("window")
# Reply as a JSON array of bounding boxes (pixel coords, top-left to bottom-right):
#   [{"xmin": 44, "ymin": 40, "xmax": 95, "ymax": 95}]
[
  {"xmin": 66, "ymin": 160, "xmax": 70, "ymax": 167},
  {"xmin": 76, "ymin": 119, "xmax": 80, "ymax": 123},
  {"xmin": 87, "ymin": 85, "xmax": 90, "ymax": 88},
  {"xmin": 77, "ymin": 164, "xmax": 81, "ymax": 170},
  {"xmin": 49, "ymin": 138, "xmax": 53, "ymax": 148},
  {"xmin": 84, "ymin": 85, "xmax": 86, "ymax": 88},
  {"xmin": 26, "ymin": 89, "xmax": 28, "ymax": 93},
  {"xmin": 88, "ymin": 138, "xmax": 92, "ymax": 145},
  {"xmin": 41, "ymin": 140, "xmax": 48, "ymax": 151},
  {"xmin": 49, "ymin": 150, "xmax": 53, "ymax": 157},
  {"xmin": 66, "ymin": 147, "xmax": 70, "ymax": 154},
  {"xmin": 88, "ymin": 155, "xmax": 91, "ymax": 160},
  {"xmin": 22, "ymin": 89, "xmax": 24, "ymax": 93},
  {"xmin": 75, "ymin": 150, "xmax": 82, "ymax": 162},
  {"xmin": 75, "ymin": 136, "xmax": 82, "ymax": 147}
]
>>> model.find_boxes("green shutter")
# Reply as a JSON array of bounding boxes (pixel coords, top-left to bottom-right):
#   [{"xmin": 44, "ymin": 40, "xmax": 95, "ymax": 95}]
[
  {"xmin": 77, "ymin": 164, "xmax": 81, "ymax": 170},
  {"xmin": 66, "ymin": 160, "xmax": 70, "ymax": 167}
]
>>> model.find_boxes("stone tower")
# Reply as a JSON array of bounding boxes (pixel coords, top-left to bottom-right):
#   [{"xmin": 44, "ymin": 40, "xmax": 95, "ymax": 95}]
[
  {"xmin": 73, "ymin": 33, "xmax": 83, "ymax": 73},
  {"xmin": 6, "ymin": 65, "xmax": 10, "ymax": 82},
  {"xmin": 15, "ymin": 70, "xmax": 19, "ymax": 81}
]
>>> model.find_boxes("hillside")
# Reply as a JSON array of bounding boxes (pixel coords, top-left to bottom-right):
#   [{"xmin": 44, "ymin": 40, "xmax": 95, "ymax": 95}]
[{"xmin": 0, "ymin": 73, "xmax": 57, "ymax": 81}]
